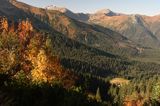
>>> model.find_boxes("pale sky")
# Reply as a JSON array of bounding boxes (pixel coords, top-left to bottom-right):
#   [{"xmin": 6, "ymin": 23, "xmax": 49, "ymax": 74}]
[{"xmin": 18, "ymin": 0, "xmax": 160, "ymax": 16}]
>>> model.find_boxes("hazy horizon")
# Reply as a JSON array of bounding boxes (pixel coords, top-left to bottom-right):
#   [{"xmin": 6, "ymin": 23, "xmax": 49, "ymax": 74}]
[{"xmin": 18, "ymin": 0, "xmax": 160, "ymax": 16}]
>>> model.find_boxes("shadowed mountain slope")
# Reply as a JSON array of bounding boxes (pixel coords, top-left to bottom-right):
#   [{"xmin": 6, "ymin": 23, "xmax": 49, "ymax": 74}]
[
  {"xmin": 47, "ymin": 5, "xmax": 160, "ymax": 48},
  {"xmin": 9, "ymin": 0, "xmax": 141, "ymax": 56}
]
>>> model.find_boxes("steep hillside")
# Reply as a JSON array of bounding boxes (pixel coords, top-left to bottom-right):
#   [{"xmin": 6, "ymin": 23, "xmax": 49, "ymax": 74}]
[
  {"xmin": 10, "ymin": 0, "xmax": 142, "ymax": 56},
  {"xmin": 89, "ymin": 12, "xmax": 160, "ymax": 48},
  {"xmin": 50, "ymin": 6, "xmax": 160, "ymax": 48},
  {"xmin": 89, "ymin": 14, "xmax": 160, "ymax": 48},
  {"xmin": 143, "ymin": 15, "xmax": 160, "ymax": 41}
]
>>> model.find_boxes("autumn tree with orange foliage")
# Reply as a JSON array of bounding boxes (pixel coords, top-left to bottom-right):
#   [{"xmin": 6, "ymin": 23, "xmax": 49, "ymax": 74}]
[
  {"xmin": 0, "ymin": 17, "xmax": 9, "ymax": 32},
  {"xmin": 26, "ymin": 34, "xmax": 77, "ymax": 88},
  {"xmin": 0, "ymin": 17, "xmax": 77, "ymax": 88},
  {"xmin": 18, "ymin": 18, "xmax": 33, "ymax": 43},
  {"xmin": 9, "ymin": 20, "xmax": 16, "ymax": 33}
]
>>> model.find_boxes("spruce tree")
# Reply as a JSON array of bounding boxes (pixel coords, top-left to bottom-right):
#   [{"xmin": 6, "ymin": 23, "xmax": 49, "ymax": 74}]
[{"xmin": 95, "ymin": 87, "xmax": 102, "ymax": 102}]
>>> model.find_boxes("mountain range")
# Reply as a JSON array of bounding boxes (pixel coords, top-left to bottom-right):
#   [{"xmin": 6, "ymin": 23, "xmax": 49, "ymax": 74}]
[
  {"xmin": 9, "ymin": 0, "xmax": 142, "ymax": 56},
  {"xmin": 45, "ymin": 5, "xmax": 160, "ymax": 48}
]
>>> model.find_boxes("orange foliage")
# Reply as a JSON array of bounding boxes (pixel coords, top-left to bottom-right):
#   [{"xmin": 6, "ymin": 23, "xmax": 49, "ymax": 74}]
[
  {"xmin": 18, "ymin": 19, "xmax": 33, "ymax": 42},
  {"xmin": 0, "ymin": 17, "xmax": 33, "ymax": 41},
  {"xmin": 124, "ymin": 100, "xmax": 144, "ymax": 106},
  {"xmin": 22, "ymin": 33, "xmax": 77, "ymax": 88},
  {"xmin": 46, "ymin": 54, "xmax": 77, "ymax": 88},
  {"xmin": 124, "ymin": 95, "xmax": 144, "ymax": 106},
  {"xmin": 28, "ymin": 47, "xmax": 77, "ymax": 88},
  {"xmin": 0, "ymin": 17, "xmax": 9, "ymax": 32},
  {"xmin": 0, "ymin": 17, "xmax": 77, "ymax": 88},
  {"xmin": 9, "ymin": 20, "xmax": 16, "ymax": 33}
]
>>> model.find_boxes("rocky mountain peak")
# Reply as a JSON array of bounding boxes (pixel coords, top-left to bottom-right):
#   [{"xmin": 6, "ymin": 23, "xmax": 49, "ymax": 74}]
[
  {"xmin": 96, "ymin": 9, "xmax": 112, "ymax": 14},
  {"xmin": 45, "ymin": 5, "xmax": 69, "ymax": 13},
  {"xmin": 95, "ymin": 9, "xmax": 118, "ymax": 16}
]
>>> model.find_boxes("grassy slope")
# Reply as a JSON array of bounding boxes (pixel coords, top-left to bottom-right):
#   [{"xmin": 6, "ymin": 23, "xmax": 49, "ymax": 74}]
[{"xmin": 131, "ymin": 48, "xmax": 160, "ymax": 64}]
